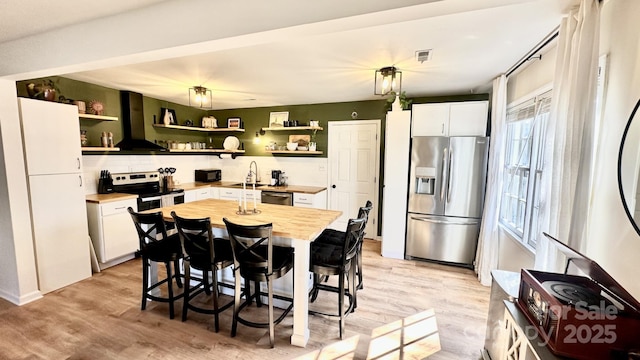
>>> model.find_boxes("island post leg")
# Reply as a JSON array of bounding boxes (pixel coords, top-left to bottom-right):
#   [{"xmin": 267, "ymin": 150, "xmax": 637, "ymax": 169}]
[{"xmin": 290, "ymin": 238, "xmax": 311, "ymax": 347}]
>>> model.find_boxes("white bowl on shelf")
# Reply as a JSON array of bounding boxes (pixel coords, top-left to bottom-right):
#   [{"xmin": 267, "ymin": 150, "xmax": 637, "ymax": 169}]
[
  {"xmin": 297, "ymin": 146, "xmax": 308, "ymax": 151},
  {"xmin": 286, "ymin": 142, "xmax": 298, "ymax": 151}
]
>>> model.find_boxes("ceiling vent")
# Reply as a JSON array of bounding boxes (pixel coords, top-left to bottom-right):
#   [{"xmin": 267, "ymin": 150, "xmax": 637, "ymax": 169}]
[{"xmin": 416, "ymin": 49, "xmax": 432, "ymax": 63}]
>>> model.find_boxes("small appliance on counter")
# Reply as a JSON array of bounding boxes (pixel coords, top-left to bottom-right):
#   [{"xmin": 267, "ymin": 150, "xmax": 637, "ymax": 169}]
[
  {"xmin": 98, "ymin": 170, "xmax": 114, "ymax": 194},
  {"xmin": 271, "ymin": 170, "xmax": 286, "ymax": 186},
  {"xmin": 195, "ymin": 168, "xmax": 222, "ymax": 182}
]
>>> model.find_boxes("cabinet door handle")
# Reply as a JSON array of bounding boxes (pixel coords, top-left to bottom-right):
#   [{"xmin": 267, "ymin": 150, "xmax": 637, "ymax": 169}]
[
  {"xmin": 77, "ymin": 157, "xmax": 81, "ymax": 169},
  {"xmin": 79, "ymin": 175, "xmax": 83, "ymax": 187},
  {"xmin": 441, "ymin": 123, "xmax": 444, "ymax": 134},
  {"xmin": 114, "ymin": 206, "xmax": 126, "ymax": 210}
]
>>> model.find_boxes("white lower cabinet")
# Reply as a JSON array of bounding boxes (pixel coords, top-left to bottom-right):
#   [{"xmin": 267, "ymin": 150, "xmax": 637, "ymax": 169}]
[
  {"xmin": 184, "ymin": 189, "xmax": 197, "ymax": 203},
  {"xmin": 87, "ymin": 198, "xmax": 139, "ymax": 265},
  {"xmin": 210, "ymin": 187, "xmax": 220, "ymax": 199},
  {"xmin": 185, "ymin": 187, "xmax": 212, "ymax": 203},
  {"xmin": 219, "ymin": 187, "xmax": 261, "ymax": 204},
  {"xmin": 293, "ymin": 191, "xmax": 327, "ymax": 209}
]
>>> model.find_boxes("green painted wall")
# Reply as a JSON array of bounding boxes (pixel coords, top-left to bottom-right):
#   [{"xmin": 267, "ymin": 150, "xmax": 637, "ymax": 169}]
[
  {"xmin": 209, "ymin": 101, "xmax": 387, "ymax": 157},
  {"xmin": 16, "ymin": 77, "xmax": 392, "ymax": 155},
  {"xmin": 16, "ymin": 77, "xmax": 488, "ymax": 236}
]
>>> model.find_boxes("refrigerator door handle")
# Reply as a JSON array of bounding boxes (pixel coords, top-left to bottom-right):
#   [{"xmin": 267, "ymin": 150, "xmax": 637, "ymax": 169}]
[
  {"xmin": 441, "ymin": 147, "xmax": 448, "ymax": 202},
  {"xmin": 447, "ymin": 148, "xmax": 453, "ymax": 202},
  {"xmin": 409, "ymin": 215, "xmax": 480, "ymax": 226}
]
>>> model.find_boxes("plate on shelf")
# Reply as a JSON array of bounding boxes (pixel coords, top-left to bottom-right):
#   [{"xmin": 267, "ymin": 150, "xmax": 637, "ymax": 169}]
[{"xmin": 223, "ymin": 136, "xmax": 240, "ymax": 150}]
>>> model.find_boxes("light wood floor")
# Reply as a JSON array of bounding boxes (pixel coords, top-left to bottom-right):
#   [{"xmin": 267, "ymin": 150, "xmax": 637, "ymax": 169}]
[{"xmin": 0, "ymin": 240, "xmax": 490, "ymax": 359}]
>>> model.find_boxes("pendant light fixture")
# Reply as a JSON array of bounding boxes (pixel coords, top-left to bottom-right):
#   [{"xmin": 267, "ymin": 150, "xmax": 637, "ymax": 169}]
[
  {"xmin": 374, "ymin": 66, "xmax": 402, "ymax": 96},
  {"xmin": 189, "ymin": 86, "xmax": 213, "ymax": 109}
]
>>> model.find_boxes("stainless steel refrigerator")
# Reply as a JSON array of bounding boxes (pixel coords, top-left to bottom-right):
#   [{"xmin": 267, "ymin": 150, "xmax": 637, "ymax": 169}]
[{"xmin": 405, "ymin": 136, "xmax": 489, "ymax": 267}]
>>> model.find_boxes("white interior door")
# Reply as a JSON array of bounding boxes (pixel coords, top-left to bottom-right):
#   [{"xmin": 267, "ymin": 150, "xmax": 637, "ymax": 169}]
[{"xmin": 328, "ymin": 120, "xmax": 380, "ymax": 236}]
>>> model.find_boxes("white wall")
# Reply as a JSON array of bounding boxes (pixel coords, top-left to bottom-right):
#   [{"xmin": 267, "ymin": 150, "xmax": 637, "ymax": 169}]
[
  {"xmin": 498, "ymin": 0, "xmax": 640, "ymax": 301},
  {"xmin": 82, "ymin": 154, "xmax": 328, "ymax": 194},
  {"xmin": 507, "ymin": 45, "xmax": 558, "ymax": 104},
  {"xmin": 586, "ymin": 0, "xmax": 640, "ymax": 299}
]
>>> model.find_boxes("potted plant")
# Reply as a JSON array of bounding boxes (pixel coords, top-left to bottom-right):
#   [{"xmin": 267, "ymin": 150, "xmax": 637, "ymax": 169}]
[
  {"xmin": 386, "ymin": 91, "xmax": 412, "ymax": 111},
  {"xmin": 25, "ymin": 79, "xmax": 60, "ymax": 102}
]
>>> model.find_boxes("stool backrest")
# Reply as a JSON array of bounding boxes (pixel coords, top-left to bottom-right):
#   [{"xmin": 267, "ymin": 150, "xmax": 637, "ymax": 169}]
[
  {"xmin": 128, "ymin": 207, "xmax": 169, "ymax": 250},
  {"xmin": 223, "ymin": 218, "xmax": 274, "ymax": 274},
  {"xmin": 171, "ymin": 211, "xmax": 214, "ymax": 261},
  {"xmin": 343, "ymin": 217, "xmax": 366, "ymax": 263}
]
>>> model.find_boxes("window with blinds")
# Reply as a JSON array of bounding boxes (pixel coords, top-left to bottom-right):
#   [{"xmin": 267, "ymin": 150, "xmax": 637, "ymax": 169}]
[{"xmin": 500, "ymin": 90, "xmax": 552, "ymax": 250}]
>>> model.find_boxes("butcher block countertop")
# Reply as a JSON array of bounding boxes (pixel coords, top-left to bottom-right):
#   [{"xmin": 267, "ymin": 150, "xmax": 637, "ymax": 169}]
[
  {"xmin": 181, "ymin": 181, "xmax": 326, "ymax": 194},
  {"xmin": 160, "ymin": 198, "xmax": 340, "ymax": 241},
  {"xmin": 85, "ymin": 193, "xmax": 139, "ymax": 204}
]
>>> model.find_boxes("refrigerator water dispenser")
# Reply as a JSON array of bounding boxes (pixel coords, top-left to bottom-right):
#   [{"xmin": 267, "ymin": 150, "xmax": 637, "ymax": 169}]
[{"xmin": 415, "ymin": 167, "xmax": 436, "ymax": 195}]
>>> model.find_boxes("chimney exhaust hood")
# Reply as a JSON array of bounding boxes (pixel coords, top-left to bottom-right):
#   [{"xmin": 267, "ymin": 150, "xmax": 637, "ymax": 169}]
[{"xmin": 115, "ymin": 91, "xmax": 166, "ymax": 151}]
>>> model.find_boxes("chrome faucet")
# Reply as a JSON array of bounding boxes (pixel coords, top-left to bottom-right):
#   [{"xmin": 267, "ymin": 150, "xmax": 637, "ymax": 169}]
[{"xmin": 247, "ymin": 161, "xmax": 260, "ymax": 184}]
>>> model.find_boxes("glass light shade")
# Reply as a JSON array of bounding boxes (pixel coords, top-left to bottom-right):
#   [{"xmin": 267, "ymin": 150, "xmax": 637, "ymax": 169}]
[
  {"xmin": 374, "ymin": 66, "xmax": 402, "ymax": 96},
  {"xmin": 189, "ymin": 86, "xmax": 213, "ymax": 109}
]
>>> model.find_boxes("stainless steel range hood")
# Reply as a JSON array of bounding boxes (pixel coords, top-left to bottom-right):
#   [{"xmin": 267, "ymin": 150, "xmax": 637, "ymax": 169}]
[{"xmin": 116, "ymin": 91, "xmax": 166, "ymax": 151}]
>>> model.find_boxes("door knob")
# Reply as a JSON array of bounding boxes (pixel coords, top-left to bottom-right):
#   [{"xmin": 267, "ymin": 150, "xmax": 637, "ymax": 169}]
[{"xmin": 332, "ymin": 185, "xmax": 336, "ymax": 189}]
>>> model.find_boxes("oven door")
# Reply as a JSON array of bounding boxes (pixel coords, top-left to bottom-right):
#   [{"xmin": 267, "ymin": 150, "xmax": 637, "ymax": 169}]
[{"xmin": 137, "ymin": 196, "xmax": 161, "ymax": 211}]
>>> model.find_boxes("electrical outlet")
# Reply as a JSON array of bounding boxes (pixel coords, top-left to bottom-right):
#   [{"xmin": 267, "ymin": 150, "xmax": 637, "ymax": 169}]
[{"xmin": 319, "ymin": 165, "xmax": 326, "ymax": 172}]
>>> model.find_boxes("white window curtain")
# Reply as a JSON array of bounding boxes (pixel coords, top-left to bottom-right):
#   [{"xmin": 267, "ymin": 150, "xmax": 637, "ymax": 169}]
[
  {"xmin": 535, "ymin": 0, "xmax": 601, "ymax": 271},
  {"xmin": 475, "ymin": 74, "xmax": 507, "ymax": 286}
]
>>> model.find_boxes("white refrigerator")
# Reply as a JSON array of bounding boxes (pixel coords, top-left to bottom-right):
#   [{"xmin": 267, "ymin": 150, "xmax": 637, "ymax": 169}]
[{"xmin": 18, "ymin": 98, "xmax": 91, "ymax": 294}]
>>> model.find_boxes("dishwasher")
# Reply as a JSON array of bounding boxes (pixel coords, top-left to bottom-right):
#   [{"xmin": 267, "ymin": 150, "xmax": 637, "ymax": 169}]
[{"xmin": 261, "ymin": 191, "xmax": 293, "ymax": 206}]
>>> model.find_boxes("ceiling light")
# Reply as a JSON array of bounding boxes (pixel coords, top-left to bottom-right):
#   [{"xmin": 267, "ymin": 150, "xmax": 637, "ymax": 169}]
[
  {"xmin": 189, "ymin": 86, "xmax": 212, "ymax": 109},
  {"xmin": 374, "ymin": 66, "xmax": 402, "ymax": 96}
]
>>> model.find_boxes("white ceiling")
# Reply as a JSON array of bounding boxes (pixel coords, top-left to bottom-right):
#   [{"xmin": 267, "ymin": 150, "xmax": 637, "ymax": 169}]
[{"xmin": 1, "ymin": 0, "xmax": 577, "ymax": 110}]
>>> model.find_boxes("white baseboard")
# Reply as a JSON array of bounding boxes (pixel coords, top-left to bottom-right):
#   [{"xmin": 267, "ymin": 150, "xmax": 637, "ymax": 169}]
[{"xmin": 0, "ymin": 288, "xmax": 42, "ymax": 306}]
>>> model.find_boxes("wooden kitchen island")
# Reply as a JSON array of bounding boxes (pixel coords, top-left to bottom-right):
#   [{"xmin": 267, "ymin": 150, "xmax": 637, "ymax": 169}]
[{"xmin": 157, "ymin": 198, "xmax": 342, "ymax": 347}]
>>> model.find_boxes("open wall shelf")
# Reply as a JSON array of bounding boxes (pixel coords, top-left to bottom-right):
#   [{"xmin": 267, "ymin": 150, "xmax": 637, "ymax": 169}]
[{"xmin": 153, "ymin": 124, "xmax": 245, "ymax": 132}]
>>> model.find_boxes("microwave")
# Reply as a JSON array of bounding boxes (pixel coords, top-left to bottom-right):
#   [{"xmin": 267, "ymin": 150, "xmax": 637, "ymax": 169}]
[{"xmin": 195, "ymin": 169, "xmax": 221, "ymax": 182}]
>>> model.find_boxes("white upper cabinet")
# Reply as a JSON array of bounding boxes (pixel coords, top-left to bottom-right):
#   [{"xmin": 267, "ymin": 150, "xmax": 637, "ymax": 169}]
[
  {"xmin": 19, "ymin": 98, "xmax": 82, "ymax": 175},
  {"xmin": 411, "ymin": 101, "xmax": 488, "ymax": 137},
  {"xmin": 411, "ymin": 103, "xmax": 450, "ymax": 136},
  {"xmin": 448, "ymin": 101, "xmax": 489, "ymax": 136}
]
